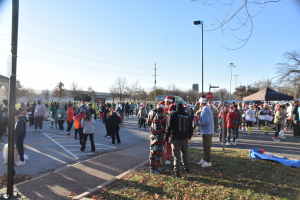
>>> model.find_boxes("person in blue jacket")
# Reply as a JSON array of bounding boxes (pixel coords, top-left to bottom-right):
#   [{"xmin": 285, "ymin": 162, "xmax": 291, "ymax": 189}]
[
  {"xmin": 197, "ymin": 95, "xmax": 214, "ymax": 168},
  {"xmin": 14, "ymin": 107, "xmax": 27, "ymax": 166}
]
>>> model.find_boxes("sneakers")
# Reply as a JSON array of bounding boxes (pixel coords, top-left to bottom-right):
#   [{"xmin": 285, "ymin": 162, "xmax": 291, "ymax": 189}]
[
  {"xmin": 15, "ymin": 160, "xmax": 26, "ymax": 166},
  {"xmin": 232, "ymin": 142, "xmax": 237, "ymax": 145},
  {"xmin": 39, "ymin": 129, "xmax": 42, "ymax": 132},
  {"xmin": 150, "ymin": 169, "xmax": 155, "ymax": 173},
  {"xmin": 107, "ymin": 136, "xmax": 110, "ymax": 141},
  {"xmin": 226, "ymin": 142, "xmax": 231, "ymax": 146},
  {"xmin": 201, "ymin": 161, "xmax": 212, "ymax": 168},
  {"xmin": 257, "ymin": 127, "xmax": 261, "ymax": 130},
  {"xmin": 59, "ymin": 130, "xmax": 63, "ymax": 135},
  {"xmin": 235, "ymin": 139, "xmax": 238, "ymax": 142},
  {"xmin": 197, "ymin": 132, "xmax": 200, "ymax": 135},
  {"xmin": 279, "ymin": 136, "xmax": 286, "ymax": 139},
  {"xmin": 155, "ymin": 168, "xmax": 163, "ymax": 174},
  {"xmin": 264, "ymin": 132, "xmax": 268, "ymax": 136},
  {"xmin": 274, "ymin": 138, "xmax": 281, "ymax": 142},
  {"xmin": 197, "ymin": 159, "xmax": 205, "ymax": 165},
  {"xmin": 165, "ymin": 160, "xmax": 171, "ymax": 166},
  {"xmin": 33, "ymin": 129, "xmax": 38, "ymax": 132}
]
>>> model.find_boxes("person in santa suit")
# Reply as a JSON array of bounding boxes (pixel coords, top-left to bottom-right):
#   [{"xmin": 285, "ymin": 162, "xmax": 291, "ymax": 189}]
[
  {"xmin": 164, "ymin": 96, "xmax": 173, "ymax": 115},
  {"xmin": 165, "ymin": 104, "xmax": 175, "ymax": 165}
]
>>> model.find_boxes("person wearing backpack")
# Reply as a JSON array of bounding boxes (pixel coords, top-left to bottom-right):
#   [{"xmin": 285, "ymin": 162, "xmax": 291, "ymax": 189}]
[
  {"xmin": 138, "ymin": 104, "xmax": 147, "ymax": 131},
  {"xmin": 167, "ymin": 102, "xmax": 193, "ymax": 177},
  {"xmin": 226, "ymin": 105, "xmax": 239, "ymax": 145}
]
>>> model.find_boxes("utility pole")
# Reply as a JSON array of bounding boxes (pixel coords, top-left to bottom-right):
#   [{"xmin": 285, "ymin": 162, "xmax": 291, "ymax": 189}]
[
  {"xmin": 154, "ymin": 63, "xmax": 156, "ymax": 101},
  {"xmin": 228, "ymin": 63, "xmax": 236, "ymax": 100},
  {"xmin": 4, "ymin": 0, "xmax": 19, "ymax": 198}
]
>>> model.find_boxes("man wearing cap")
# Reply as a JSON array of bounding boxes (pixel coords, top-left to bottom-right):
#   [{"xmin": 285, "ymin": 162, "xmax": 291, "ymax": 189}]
[
  {"xmin": 149, "ymin": 101, "xmax": 167, "ymax": 174},
  {"xmin": 34, "ymin": 99, "xmax": 46, "ymax": 132},
  {"xmin": 197, "ymin": 95, "xmax": 214, "ymax": 168},
  {"xmin": 167, "ymin": 102, "xmax": 193, "ymax": 177}
]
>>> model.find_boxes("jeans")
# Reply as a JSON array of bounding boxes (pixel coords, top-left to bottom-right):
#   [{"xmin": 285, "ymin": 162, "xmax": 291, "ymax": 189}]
[
  {"xmin": 81, "ymin": 133, "xmax": 95, "ymax": 152},
  {"xmin": 34, "ymin": 116, "xmax": 44, "ymax": 130},
  {"xmin": 171, "ymin": 138, "xmax": 189, "ymax": 173},
  {"xmin": 130, "ymin": 110, "xmax": 133, "ymax": 116},
  {"xmin": 139, "ymin": 118, "xmax": 146, "ymax": 128},
  {"xmin": 15, "ymin": 138, "xmax": 24, "ymax": 161},
  {"xmin": 275, "ymin": 123, "xmax": 281, "ymax": 137},
  {"xmin": 58, "ymin": 120, "xmax": 64, "ymax": 130},
  {"xmin": 74, "ymin": 129, "xmax": 78, "ymax": 138},
  {"xmin": 228, "ymin": 128, "xmax": 236, "ymax": 143},
  {"xmin": 126, "ymin": 110, "xmax": 129, "ymax": 117},
  {"xmin": 110, "ymin": 131, "xmax": 121, "ymax": 144},
  {"xmin": 78, "ymin": 128, "xmax": 83, "ymax": 145},
  {"xmin": 67, "ymin": 121, "xmax": 73, "ymax": 132}
]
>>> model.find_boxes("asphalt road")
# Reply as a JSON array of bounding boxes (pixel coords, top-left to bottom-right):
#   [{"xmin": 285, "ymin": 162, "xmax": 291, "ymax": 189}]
[{"xmin": 0, "ymin": 115, "xmax": 150, "ymax": 177}]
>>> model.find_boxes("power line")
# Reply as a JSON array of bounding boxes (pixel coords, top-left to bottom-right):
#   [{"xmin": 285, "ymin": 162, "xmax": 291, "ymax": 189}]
[
  {"xmin": 0, "ymin": 36, "xmax": 152, "ymax": 70},
  {"xmin": 0, "ymin": 23, "xmax": 154, "ymax": 63},
  {"xmin": 0, "ymin": 49, "xmax": 152, "ymax": 76}
]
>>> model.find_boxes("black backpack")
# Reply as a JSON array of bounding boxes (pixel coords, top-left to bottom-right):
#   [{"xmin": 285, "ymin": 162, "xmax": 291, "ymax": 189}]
[{"xmin": 178, "ymin": 115, "xmax": 190, "ymax": 132}]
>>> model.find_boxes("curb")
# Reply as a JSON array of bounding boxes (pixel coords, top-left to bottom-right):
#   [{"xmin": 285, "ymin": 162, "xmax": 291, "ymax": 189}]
[{"xmin": 72, "ymin": 160, "xmax": 148, "ymax": 200}]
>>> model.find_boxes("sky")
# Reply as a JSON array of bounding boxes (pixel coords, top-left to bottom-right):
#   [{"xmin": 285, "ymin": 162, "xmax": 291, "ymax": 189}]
[{"xmin": 0, "ymin": 0, "xmax": 300, "ymax": 95}]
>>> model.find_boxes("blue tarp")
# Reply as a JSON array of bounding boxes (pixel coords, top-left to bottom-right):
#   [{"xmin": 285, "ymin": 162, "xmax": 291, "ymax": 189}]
[{"xmin": 249, "ymin": 149, "xmax": 300, "ymax": 168}]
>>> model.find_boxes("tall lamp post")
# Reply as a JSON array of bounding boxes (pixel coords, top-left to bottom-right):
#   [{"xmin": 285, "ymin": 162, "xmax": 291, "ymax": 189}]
[
  {"xmin": 194, "ymin": 20, "xmax": 203, "ymax": 95},
  {"xmin": 229, "ymin": 63, "xmax": 236, "ymax": 100}
]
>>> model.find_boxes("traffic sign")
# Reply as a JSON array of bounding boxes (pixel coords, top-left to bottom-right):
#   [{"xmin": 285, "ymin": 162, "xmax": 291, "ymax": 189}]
[{"xmin": 207, "ymin": 92, "xmax": 213, "ymax": 99}]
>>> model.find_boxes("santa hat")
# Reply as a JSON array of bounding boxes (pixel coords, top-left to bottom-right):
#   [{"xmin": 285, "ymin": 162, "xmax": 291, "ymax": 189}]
[
  {"xmin": 82, "ymin": 101, "xmax": 86, "ymax": 105},
  {"xmin": 111, "ymin": 109, "xmax": 116, "ymax": 114},
  {"xmin": 208, "ymin": 101, "xmax": 212, "ymax": 105},
  {"xmin": 157, "ymin": 101, "xmax": 165, "ymax": 109},
  {"xmin": 169, "ymin": 104, "xmax": 175, "ymax": 113},
  {"xmin": 259, "ymin": 149, "xmax": 265, "ymax": 154},
  {"xmin": 196, "ymin": 102, "xmax": 200, "ymax": 105},
  {"xmin": 199, "ymin": 95, "xmax": 208, "ymax": 104},
  {"xmin": 230, "ymin": 105, "xmax": 235, "ymax": 110},
  {"xmin": 140, "ymin": 103, "xmax": 144, "ymax": 107},
  {"xmin": 164, "ymin": 96, "xmax": 173, "ymax": 102}
]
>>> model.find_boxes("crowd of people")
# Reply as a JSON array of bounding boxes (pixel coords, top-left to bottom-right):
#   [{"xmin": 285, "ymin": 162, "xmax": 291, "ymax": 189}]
[{"xmin": 2, "ymin": 96, "xmax": 299, "ymax": 174}]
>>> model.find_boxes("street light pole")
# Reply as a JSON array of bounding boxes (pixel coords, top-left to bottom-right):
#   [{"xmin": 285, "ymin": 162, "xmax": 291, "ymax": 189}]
[
  {"xmin": 194, "ymin": 20, "xmax": 204, "ymax": 95},
  {"xmin": 228, "ymin": 63, "xmax": 236, "ymax": 100},
  {"xmin": 234, "ymin": 75, "xmax": 239, "ymax": 89}
]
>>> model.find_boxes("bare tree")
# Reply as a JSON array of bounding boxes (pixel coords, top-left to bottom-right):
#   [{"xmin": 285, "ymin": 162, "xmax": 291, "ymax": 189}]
[
  {"xmin": 109, "ymin": 86, "xmax": 118, "ymax": 103},
  {"xmin": 16, "ymin": 80, "xmax": 26, "ymax": 101},
  {"xmin": 86, "ymin": 86, "xmax": 95, "ymax": 101},
  {"xmin": 191, "ymin": 0, "xmax": 296, "ymax": 50},
  {"xmin": 113, "ymin": 77, "xmax": 128, "ymax": 101},
  {"xmin": 276, "ymin": 50, "xmax": 300, "ymax": 84},
  {"xmin": 44, "ymin": 89, "xmax": 50, "ymax": 102},
  {"xmin": 69, "ymin": 82, "xmax": 81, "ymax": 100},
  {"xmin": 26, "ymin": 88, "xmax": 36, "ymax": 103},
  {"xmin": 52, "ymin": 82, "xmax": 67, "ymax": 102}
]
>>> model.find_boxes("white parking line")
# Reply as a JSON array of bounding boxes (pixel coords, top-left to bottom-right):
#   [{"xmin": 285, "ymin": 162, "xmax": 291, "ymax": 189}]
[
  {"xmin": 94, "ymin": 143, "xmax": 116, "ymax": 148},
  {"xmin": 43, "ymin": 133, "xmax": 79, "ymax": 160},
  {"xmin": 69, "ymin": 148, "xmax": 111, "ymax": 151},
  {"xmin": 74, "ymin": 153, "xmax": 95, "ymax": 155}
]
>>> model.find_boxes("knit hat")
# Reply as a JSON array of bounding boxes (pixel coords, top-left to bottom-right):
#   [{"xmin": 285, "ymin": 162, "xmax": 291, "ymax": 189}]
[
  {"xmin": 169, "ymin": 104, "xmax": 175, "ymax": 113},
  {"xmin": 208, "ymin": 101, "xmax": 212, "ymax": 105},
  {"xmin": 80, "ymin": 108, "xmax": 86, "ymax": 113},
  {"xmin": 164, "ymin": 96, "xmax": 173, "ymax": 103},
  {"xmin": 199, "ymin": 95, "xmax": 208, "ymax": 104},
  {"xmin": 157, "ymin": 101, "xmax": 165, "ymax": 109}
]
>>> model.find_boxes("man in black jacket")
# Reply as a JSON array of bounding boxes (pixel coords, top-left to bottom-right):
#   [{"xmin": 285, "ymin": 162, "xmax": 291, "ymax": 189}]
[
  {"xmin": 167, "ymin": 103, "xmax": 193, "ymax": 177},
  {"xmin": 107, "ymin": 110, "xmax": 122, "ymax": 144},
  {"xmin": 103, "ymin": 104, "xmax": 110, "ymax": 137}
]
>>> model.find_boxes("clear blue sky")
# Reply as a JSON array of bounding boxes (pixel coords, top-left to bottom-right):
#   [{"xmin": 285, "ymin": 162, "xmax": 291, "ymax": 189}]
[{"xmin": 0, "ymin": 0, "xmax": 299, "ymax": 94}]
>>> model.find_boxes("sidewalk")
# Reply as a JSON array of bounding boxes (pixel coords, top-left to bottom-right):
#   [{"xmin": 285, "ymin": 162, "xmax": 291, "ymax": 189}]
[{"xmin": 0, "ymin": 141, "xmax": 150, "ymax": 200}]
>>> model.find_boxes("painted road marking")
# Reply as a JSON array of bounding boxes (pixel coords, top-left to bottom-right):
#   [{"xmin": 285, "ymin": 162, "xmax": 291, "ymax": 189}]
[
  {"xmin": 74, "ymin": 153, "xmax": 95, "ymax": 155},
  {"xmin": 43, "ymin": 133, "xmax": 79, "ymax": 160}
]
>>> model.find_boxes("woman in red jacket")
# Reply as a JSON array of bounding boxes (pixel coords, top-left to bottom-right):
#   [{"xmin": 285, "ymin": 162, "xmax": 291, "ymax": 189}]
[
  {"xmin": 226, "ymin": 105, "xmax": 239, "ymax": 146},
  {"xmin": 66, "ymin": 104, "xmax": 74, "ymax": 139},
  {"xmin": 218, "ymin": 106, "xmax": 228, "ymax": 143}
]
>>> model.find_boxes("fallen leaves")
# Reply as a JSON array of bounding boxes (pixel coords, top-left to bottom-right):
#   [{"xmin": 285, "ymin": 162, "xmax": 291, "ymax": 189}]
[{"xmin": 0, "ymin": 173, "xmax": 31, "ymax": 189}]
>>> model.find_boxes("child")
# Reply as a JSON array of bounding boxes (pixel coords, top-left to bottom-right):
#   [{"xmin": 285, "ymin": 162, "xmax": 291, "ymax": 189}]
[{"xmin": 14, "ymin": 107, "xmax": 27, "ymax": 166}]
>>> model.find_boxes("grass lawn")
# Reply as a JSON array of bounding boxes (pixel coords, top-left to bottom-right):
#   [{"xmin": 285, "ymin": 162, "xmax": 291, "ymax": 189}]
[{"xmin": 88, "ymin": 149, "xmax": 300, "ymax": 200}]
